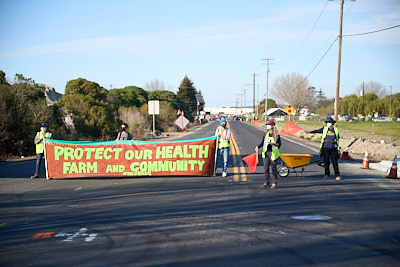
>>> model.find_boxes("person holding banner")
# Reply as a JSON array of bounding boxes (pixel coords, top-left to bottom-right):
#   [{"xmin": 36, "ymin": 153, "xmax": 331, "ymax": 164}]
[
  {"xmin": 116, "ymin": 123, "xmax": 133, "ymax": 141},
  {"xmin": 30, "ymin": 123, "xmax": 52, "ymax": 179},
  {"xmin": 215, "ymin": 118, "xmax": 231, "ymax": 177},
  {"xmin": 255, "ymin": 120, "xmax": 281, "ymax": 189}
]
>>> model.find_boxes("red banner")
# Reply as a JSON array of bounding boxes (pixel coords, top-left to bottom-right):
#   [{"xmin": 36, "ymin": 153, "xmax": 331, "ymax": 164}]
[{"xmin": 44, "ymin": 137, "xmax": 217, "ymax": 179}]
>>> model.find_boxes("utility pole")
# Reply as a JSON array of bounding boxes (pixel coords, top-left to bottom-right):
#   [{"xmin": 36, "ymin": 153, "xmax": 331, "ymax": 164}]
[
  {"xmin": 236, "ymin": 94, "xmax": 243, "ymax": 113},
  {"xmin": 242, "ymin": 89, "xmax": 248, "ymax": 114},
  {"xmin": 389, "ymin": 86, "xmax": 392, "ymax": 118},
  {"xmin": 331, "ymin": 0, "xmax": 355, "ymax": 121},
  {"xmin": 261, "ymin": 58, "xmax": 274, "ymax": 122},
  {"xmin": 362, "ymin": 82, "xmax": 365, "ymax": 120},
  {"xmin": 249, "ymin": 73, "xmax": 258, "ymax": 114},
  {"xmin": 256, "ymin": 84, "xmax": 259, "ymax": 119}
]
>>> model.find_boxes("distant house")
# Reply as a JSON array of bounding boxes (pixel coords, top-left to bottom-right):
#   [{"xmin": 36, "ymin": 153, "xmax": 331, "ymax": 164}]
[{"xmin": 267, "ymin": 108, "xmax": 287, "ymax": 117}]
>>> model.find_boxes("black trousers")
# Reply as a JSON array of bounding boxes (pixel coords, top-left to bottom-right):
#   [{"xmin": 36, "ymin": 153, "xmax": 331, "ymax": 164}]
[
  {"xmin": 263, "ymin": 151, "xmax": 278, "ymax": 185},
  {"xmin": 322, "ymin": 147, "xmax": 340, "ymax": 177}
]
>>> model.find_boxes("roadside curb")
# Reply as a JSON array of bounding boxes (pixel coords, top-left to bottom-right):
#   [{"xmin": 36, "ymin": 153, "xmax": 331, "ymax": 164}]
[
  {"xmin": 370, "ymin": 161, "xmax": 400, "ymax": 178},
  {"xmin": 246, "ymin": 121, "xmax": 398, "ymax": 177}
]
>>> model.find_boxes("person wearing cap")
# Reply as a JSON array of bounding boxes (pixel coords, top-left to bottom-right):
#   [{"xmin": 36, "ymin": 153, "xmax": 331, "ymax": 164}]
[
  {"xmin": 215, "ymin": 118, "xmax": 231, "ymax": 177},
  {"xmin": 307, "ymin": 117, "xmax": 341, "ymax": 180},
  {"xmin": 255, "ymin": 120, "xmax": 281, "ymax": 189},
  {"xmin": 30, "ymin": 123, "xmax": 52, "ymax": 179},
  {"xmin": 116, "ymin": 123, "xmax": 133, "ymax": 141}
]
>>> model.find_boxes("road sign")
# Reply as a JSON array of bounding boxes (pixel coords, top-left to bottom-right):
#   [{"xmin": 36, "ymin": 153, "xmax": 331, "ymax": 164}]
[
  {"xmin": 148, "ymin": 100, "xmax": 160, "ymax": 137},
  {"xmin": 176, "ymin": 115, "xmax": 189, "ymax": 130},
  {"xmin": 284, "ymin": 104, "xmax": 296, "ymax": 116},
  {"xmin": 148, "ymin": 100, "xmax": 159, "ymax": 115}
]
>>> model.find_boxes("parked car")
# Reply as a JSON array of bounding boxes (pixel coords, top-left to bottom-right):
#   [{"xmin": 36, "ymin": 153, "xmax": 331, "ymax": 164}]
[{"xmin": 374, "ymin": 118, "xmax": 387, "ymax": 122}]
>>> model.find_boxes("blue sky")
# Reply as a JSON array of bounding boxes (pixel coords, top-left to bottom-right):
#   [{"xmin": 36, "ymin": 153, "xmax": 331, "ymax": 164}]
[{"xmin": 1, "ymin": 0, "xmax": 399, "ymax": 108}]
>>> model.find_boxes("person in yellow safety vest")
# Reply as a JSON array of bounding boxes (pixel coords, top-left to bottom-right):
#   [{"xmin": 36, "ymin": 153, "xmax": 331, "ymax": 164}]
[
  {"xmin": 215, "ymin": 118, "xmax": 231, "ymax": 177},
  {"xmin": 307, "ymin": 117, "xmax": 341, "ymax": 181},
  {"xmin": 30, "ymin": 123, "xmax": 52, "ymax": 179},
  {"xmin": 255, "ymin": 120, "xmax": 281, "ymax": 189}
]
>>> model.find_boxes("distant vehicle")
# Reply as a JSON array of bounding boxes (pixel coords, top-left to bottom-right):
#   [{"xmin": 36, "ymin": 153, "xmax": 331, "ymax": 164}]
[
  {"xmin": 236, "ymin": 116, "xmax": 242, "ymax": 121},
  {"xmin": 374, "ymin": 118, "xmax": 387, "ymax": 122},
  {"xmin": 348, "ymin": 117, "xmax": 358, "ymax": 122}
]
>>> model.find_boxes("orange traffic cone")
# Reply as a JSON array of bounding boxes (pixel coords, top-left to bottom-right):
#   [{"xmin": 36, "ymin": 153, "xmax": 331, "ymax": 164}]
[
  {"xmin": 387, "ymin": 155, "xmax": 398, "ymax": 179},
  {"xmin": 361, "ymin": 149, "xmax": 369, "ymax": 169}
]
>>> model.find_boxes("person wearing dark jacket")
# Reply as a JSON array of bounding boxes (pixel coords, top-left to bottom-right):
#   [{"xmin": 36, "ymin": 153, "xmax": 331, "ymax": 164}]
[
  {"xmin": 255, "ymin": 120, "xmax": 281, "ymax": 189},
  {"xmin": 307, "ymin": 117, "xmax": 341, "ymax": 180},
  {"xmin": 116, "ymin": 123, "xmax": 133, "ymax": 141}
]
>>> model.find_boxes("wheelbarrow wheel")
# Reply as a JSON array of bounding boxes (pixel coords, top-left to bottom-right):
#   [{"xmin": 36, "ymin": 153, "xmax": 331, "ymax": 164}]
[{"xmin": 278, "ymin": 165, "xmax": 289, "ymax": 178}]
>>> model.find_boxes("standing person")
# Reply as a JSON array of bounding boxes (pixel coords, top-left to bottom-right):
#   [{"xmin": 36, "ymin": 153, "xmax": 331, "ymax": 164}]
[
  {"xmin": 307, "ymin": 117, "xmax": 341, "ymax": 180},
  {"xmin": 30, "ymin": 123, "xmax": 52, "ymax": 179},
  {"xmin": 215, "ymin": 118, "xmax": 231, "ymax": 177},
  {"xmin": 116, "ymin": 123, "xmax": 133, "ymax": 141},
  {"xmin": 256, "ymin": 120, "xmax": 281, "ymax": 189}
]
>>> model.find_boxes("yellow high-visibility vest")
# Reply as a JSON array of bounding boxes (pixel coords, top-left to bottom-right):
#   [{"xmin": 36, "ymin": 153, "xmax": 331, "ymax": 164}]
[
  {"xmin": 262, "ymin": 132, "xmax": 280, "ymax": 161},
  {"xmin": 320, "ymin": 126, "xmax": 340, "ymax": 150},
  {"xmin": 217, "ymin": 127, "xmax": 230, "ymax": 149},
  {"xmin": 36, "ymin": 132, "xmax": 52, "ymax": 154}
]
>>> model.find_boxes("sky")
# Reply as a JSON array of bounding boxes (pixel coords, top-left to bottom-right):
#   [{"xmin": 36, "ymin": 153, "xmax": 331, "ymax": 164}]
[{"xmin": 1, "ymin": 0, "xmax": 400, "ymax": 108}]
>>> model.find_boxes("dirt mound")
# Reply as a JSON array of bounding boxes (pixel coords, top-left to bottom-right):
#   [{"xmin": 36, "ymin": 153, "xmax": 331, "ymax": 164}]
[{"xmin": 280, "ymin": 124, "xmax": 399, "ymax": 162}]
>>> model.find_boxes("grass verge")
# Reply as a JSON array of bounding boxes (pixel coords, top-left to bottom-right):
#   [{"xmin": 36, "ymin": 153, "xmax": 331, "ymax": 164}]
[{"xmin": 291, "ymin": 121, "xmax": 400, "ymax": 139}]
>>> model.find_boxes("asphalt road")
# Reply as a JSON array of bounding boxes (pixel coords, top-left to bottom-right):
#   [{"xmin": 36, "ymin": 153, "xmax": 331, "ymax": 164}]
[{"xmin": 1, "ymin": 120, "xmax": 399, "ymax": 266}]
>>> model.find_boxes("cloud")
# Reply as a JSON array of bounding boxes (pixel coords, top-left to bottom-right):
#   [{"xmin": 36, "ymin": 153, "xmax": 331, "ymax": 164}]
[{"xmin": 1, "ymin": 0, "xmax": 398, "ymax": 59}]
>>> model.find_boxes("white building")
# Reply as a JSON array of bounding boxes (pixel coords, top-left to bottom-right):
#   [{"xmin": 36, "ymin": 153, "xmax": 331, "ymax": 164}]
[{"xmin": 204, "ymin": 107, "xmax": 254, "ymax": 117}]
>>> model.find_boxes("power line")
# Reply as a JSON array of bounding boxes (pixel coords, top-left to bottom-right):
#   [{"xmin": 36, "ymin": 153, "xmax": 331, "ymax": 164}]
[
  {"xmin": 343, "ymin": 24, "xmax": 400, "ymax": 37},
  {"xmin": 277, "ymin": 0, "xmax": 329, "ymax": 71},
  {"xmin": 298, "ymin": 0, "xmax": 354, "ymax": 74},
  {"xmin": 289, "ymin": 38, "xmax": 337, "ymax": 93}
]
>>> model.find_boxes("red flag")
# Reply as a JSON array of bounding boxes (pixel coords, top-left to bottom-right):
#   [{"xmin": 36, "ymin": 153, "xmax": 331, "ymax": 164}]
[
  {"xmin": 177, "ymin": 109, "xmax": 181, "ymax": 115},
  {"xmin": 242, "ymin": 153, "xmax": 259, "ymax": 174},
  {"xmin": 279, "ymin": 120, "xmax": 303, "ymax": 136}
]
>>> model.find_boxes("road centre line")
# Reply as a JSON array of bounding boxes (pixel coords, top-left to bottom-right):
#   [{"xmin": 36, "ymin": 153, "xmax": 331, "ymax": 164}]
[{"xmin": 227, "ymin": 123, "xmax": 247, "ymax": 182}]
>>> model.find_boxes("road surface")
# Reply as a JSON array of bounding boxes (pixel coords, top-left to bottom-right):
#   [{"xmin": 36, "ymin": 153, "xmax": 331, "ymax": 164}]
[{"xmin": 1, "ymin": 120, "xmax": 399, "ymax": 266}]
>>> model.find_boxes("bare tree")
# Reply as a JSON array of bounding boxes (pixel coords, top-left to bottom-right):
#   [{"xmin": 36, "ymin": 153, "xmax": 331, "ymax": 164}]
[
  {"xmin": 144, "ymin": 79, "xmax": 166, "ymax": 91},
  {"xmin": 119, "ymin": 106, "xmax": 151, "ymax": 139},
  {"xmin": 355, "ymin": 81, "xmax": 388, "ymax": 99},
  {"xmin": 271, "ymin": 72, "xmax": 314, "ymax": 110}
]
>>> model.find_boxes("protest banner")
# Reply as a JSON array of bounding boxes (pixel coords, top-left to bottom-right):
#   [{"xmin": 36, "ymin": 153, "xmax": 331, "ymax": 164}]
[{"xmin": 44, "ymin": 136, "xmax": 217, "ymax": 179}]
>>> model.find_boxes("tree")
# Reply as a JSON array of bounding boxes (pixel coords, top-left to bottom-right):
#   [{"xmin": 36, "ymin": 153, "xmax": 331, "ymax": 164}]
[
  {"xmin": 177, "ymin": 75, "xmax": 197, "ymax": 120},
  {"xmin": 271, "ymin": 72, "xmax": 312, "ymax": 110},
  {"xmin": 0, "ymin": 70, "xmax": 8, "ymax": 85},
  {"xmin": 362, "ymin": 93, "xmax": 382, "ymax": 116},
  {"xmin": 339, "ymin": 94, "xmax": 359, "ymax": 116},
  {"xmin": 382, "ymin": 93, "xmax": 400, "ymax": 117},
  {"xmin": 144, "ymin": 79, "xmax": 166, "ymax": 91},
  {"xmin": 58, "ymin": 78, "xmax": 117, "ymax": 140},
  {"xmin": 315, "ymin": 98, "xmax": 335, "ymax": 117},
  {"xmin": 356, "ymin": 81, "xmax": 388, "ymax": 99},
  {"xmin": 118, "ymin": 106, "xmax": 150, "ymax": 139},
  {"xmin": 0, "ymin": 78, "xmax": 52, "ymax": 158},
  {"xmin": 258, "ymin": 98, "xmax": 277, "ymax": 117},
  {"xmin": 109, "ymin": 86, "xmax": 148, "ymax": 107}
]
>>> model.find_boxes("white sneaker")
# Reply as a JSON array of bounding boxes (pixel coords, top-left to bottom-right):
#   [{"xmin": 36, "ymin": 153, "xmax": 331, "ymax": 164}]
[{"xmin": 222, "ymin": 172, "xmax": 227, "ymax": 177}]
